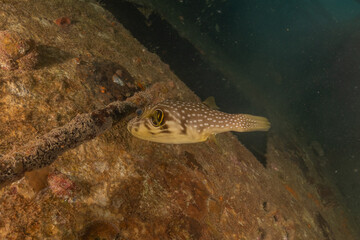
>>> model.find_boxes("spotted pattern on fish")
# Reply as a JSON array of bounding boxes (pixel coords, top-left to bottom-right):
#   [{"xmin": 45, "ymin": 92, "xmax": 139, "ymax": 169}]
[{"xmin": 127, "ymin": 100, "xmax": 270, "ymax": 144}]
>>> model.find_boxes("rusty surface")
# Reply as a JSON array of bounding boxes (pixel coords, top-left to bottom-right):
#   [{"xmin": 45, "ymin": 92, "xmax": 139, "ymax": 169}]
[{"xmin": 0, "ymin": 0, "xmax": 358, "ymax": 240}]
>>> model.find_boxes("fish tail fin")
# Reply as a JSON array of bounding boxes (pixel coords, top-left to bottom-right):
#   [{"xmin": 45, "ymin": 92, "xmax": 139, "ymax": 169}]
[{"xmin": 235, "ymin": 114, "xmax": 271, "ymax": 132}]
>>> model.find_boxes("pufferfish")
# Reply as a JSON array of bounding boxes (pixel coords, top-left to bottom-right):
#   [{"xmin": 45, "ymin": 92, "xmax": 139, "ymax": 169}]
[{"xmin": 127, "ymin": 100, "xmax": 270, "ymax": 144}]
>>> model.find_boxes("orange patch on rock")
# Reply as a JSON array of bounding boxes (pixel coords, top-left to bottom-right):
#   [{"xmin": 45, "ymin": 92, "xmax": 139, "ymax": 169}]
[
  {"xmin": 54, "ymin": 17, "xmax": 71, "ymax": 27},
  {"xmin": 284, "ymin": 184, "xmax": 299, "ymax": 200},
  {"xmin": 307, "ymin": 192, "xmax": 321, "ymax": 207}
]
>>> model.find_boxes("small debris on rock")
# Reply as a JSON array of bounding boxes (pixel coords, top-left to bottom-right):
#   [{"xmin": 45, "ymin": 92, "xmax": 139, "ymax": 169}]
[
  {"xmin": 48, "ymin": 171, "xmax": 75, "ymax": 199},
  {"xmin": 54, "ymin": 17, "xmax": 71, "ymax": 27},
  {"xmin": 112, "ymin": 70, "xmax": 125, "ymax": 86},
  {"xmin": 75, "ymin": 59, "xmax": 140, "ymax": 102}
]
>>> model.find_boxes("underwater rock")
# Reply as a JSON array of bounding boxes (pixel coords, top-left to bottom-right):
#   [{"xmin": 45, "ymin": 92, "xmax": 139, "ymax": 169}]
[
  {"xmin": 76, "ymin": 59, "xmax": 140, "ymax": 102},
  {"xmin": 81, "ymin": 221, "xmax": 120, "ymax": 240},
  {"xmin": 0, "ymin": 30, "xmax": 38, "ymax": 71},
  {"xmin": 316, "ymin": 184, "xmax": 337, "ymax": 208},
  {"xmin": 24, "ymin": 166, "xmax": 50, "ymax": 193},
  {"xmin": 316, "ymin": 212, "xmax": 334, "ymax": 240}
]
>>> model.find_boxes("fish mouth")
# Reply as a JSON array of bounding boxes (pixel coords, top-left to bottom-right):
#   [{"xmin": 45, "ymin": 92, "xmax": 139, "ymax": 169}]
[{"xmin": 127, "ymin": 117, "xmax": 143, "ymax": 134}]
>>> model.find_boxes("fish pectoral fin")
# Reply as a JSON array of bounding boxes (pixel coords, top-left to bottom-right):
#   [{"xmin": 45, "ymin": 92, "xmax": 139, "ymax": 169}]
[
  {"xmin": 207, "ymin": 134, "xmax": 218, "ymax": 144},
  {"xmin": 202, "ymin": 96, "xmax": 220, "ymax": 110},
  {"xmin": 208, "ymin": 134, "xmax": 216, "ymax": 142}
]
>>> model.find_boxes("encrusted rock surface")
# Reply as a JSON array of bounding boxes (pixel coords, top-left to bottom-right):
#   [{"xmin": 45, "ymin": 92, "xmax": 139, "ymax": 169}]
[
  {"xmin": 0, "ymin": 0, "xmax": 358, "ymax": 240},
  {"xmin": 0, "ymin": 30, "xmax": 38, "ymax": 71}
]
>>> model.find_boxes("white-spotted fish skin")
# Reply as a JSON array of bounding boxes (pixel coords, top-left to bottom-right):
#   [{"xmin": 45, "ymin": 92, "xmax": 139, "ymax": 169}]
[{"xmin": 127, "ymin": 100, "xmax": 271, "ymax": 144}]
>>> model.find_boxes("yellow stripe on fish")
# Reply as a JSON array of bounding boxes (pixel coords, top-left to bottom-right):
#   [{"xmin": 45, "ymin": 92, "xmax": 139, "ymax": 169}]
[{"xmin": 127, "ymin": 100, "xmax": 270, "ymax": 144}]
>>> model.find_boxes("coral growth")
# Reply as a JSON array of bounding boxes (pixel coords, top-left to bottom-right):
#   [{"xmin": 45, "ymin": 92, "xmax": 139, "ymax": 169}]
[{"xmin": 0, "ymin": 30, "xmax": 38, "ymax": 71}]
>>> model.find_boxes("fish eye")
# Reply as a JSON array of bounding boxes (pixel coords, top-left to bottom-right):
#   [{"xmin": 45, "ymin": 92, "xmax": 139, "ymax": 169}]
[
  {"xmin": 136, "ymin": 109, "xmax": 143, "ymax": 116},
  {"xmin": 151, "ymin": 109, "xmax": 164, "ymax": 127}
]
